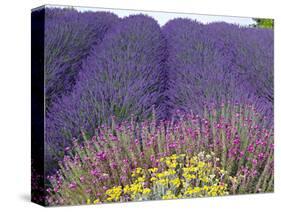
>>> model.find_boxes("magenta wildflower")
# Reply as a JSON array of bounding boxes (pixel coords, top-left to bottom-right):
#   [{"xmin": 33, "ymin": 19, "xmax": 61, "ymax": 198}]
[
  {"xmin": 96, "ymin": 151, "xmax": 107, "ymax": 161},
  {"xmin": 110, "ymin": 162, "xmax": 117, "ymax": 169},
  {"xmin": 258, "ymin": 153, "xmax": 265, "ymax": 160},
  {"xmin": 90, "ymin": 169, "xmax": 99, "ymax": 177},
  {"xmin": 79, "ymin": 176, "xmax": 85, "ymax": 183},
  {"xmin": 256, "ymin": 139, "xmax": 262, "ymax": 145},
  {"xmin": 233, "ymin": 138, "xmax": 240, "ymax": 145},
  {"xmin": 247, "ymin": 144, "xmax": 255, "ymax": 153},
  {"xmin": 168, "ymin": 143, "xmax": 177, "ymax": 148},
  {"xmin": 68, "ymin": 182, "xmax": 77, "ymax": 190}
]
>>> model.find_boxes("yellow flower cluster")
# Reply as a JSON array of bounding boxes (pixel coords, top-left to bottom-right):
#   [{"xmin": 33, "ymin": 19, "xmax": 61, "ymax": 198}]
[
  {"xmin": 86, "ymin": 198, "xmax": 100, "ymax": 205},
  {"xmin": 98, "ymin": 152, "xmax": 229, "ymax": 203},
  {"xmin": 183, "ymin": 185, "xmax": 227, "ymax": 197},
  {"xmin": 105, "ymin": 186, "xmax": 122, "ymax": 201},
  {"xmin": 162, "ymin": 190, "xmax": 177, "ymax": 200}
]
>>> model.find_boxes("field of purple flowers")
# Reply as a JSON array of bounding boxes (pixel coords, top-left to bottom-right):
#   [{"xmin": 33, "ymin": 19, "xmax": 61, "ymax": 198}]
[{"xmin": 35, "ymin": 8, "xmax": 274, "ymax": 205}]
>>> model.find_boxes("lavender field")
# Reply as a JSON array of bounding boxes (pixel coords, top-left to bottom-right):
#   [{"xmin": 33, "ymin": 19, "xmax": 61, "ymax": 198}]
[{"xmin": 34, "ymin": 7, "xmax": 274, "ymax": 206}]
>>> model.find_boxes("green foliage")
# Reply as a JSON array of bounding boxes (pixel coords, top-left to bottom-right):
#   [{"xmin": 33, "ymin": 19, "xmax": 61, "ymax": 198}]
[{"xmin": 253, "ymin": 18, "xmax": 274, "ymax": 29}]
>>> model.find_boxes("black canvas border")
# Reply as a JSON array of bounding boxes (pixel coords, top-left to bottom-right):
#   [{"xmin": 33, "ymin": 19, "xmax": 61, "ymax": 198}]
[{"xmin": 31, "ymin": 7, "xmax": 46, "ymax": 206}]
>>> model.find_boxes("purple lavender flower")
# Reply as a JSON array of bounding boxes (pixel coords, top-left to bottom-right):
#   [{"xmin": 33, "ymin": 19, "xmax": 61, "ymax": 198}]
[{"xmin": 45, "ymin": 8, "xmax": 119, "ymax": 108}]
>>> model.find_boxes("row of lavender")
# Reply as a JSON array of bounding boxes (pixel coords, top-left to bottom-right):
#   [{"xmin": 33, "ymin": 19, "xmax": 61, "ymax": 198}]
[{"xmin": 45, "ymin": 8, "xmax": 273, "ymax": 174}]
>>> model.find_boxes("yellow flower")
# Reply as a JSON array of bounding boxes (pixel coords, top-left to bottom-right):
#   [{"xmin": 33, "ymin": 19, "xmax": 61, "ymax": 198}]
[
  {"xmin": 101, "ymin": 153, "xmax": 229, "ymax": 202},
  {"xmin": 190, "ymin": 156, "xmax": 198, "ymax": 164},
  {"xmin": 200, "ymin": 176, "xmax": 209, "ymax": 183},
  {"xmin": 156, "ymin": 173, "xmax": 165, "ymax": 178},
  {"xmin": 183, "ymin": 173, "xmax": 196, "ymax": 180},
  {"xmin": 171, "ymin": 178, "xmax": 181, "ymax": 188},
  {"xmin": 220, "ymin": 169, "xmax": 227, "ymax": 175},
  {"xmin": 86, "ymin": 199, "xmax": 91, "ymax": 204},
  {"xmin": 203, "ymin": 185, "xmax": 209, "ymax": 191},
  {"xmin": 136, "ymin": 168, "xmax": 143, "ymax": 174},
  {"xmin": 137, "ymin": 176, "xmax": 145, "ymax": 183},
  {"xmin": 193, "ymin": 187, "xmax": 201, "ymax": 193},
  {"xmin": 105, "ymin": 186, "xmax": 122, "ymax": 201},
  {"xmin": 162, "ymin": 190, "xmax": 177, "ymax": 200},
  {"xmin": 157, "ymin": 178, "xmax": 169, "ymax": 186},
  {"xmin": 123, "ymin": 185, "xmax": 130, "ymax": 194},
  {"xmin": 93, "ymin": 199, "xmax": 100, "ymax": 204},
  {"xmin": 150, "ymin": 177, "xmax": 157, "ymax": 182},
  {"xmin": 143, "ymin": 188, "xmax": 151, "ymax": 195},
  {"xmin": 197, "ymin": 161, "xmax": 206, "ymax": 168},
  {"xmin": 167, "ymin": 169, "xmax": 176, "ymax": 175},
  {"xmin": 148, "ymin": 167, "xmax": 158, "ymax": 173},
  {"xmin": 130, "ymin": 183, "xmax": 143, "ymax": 194},
  {"xmin": 170, "ymin": 154, "xmax": 178, "ymax": 160}
]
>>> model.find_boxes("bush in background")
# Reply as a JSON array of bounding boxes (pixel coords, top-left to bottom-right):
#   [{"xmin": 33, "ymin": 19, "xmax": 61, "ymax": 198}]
[
  {"xmin": 162, "ymin": 19, "xmax": 273, "ymax": 123},
  {"xmin": 45, "ymin": 8, "xmax": 119, "ymax": 108}
]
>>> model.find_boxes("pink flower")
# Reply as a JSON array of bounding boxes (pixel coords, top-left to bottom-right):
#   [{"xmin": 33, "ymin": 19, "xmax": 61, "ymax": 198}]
[
  {"xmin": 247, "ymin": 144, "xmax": 254, "ymax": 153},
  {"xmin": 255, "ymin": 139, "xmax": 262, "ymax": 145},
  {"xmin": 79, "ymin": 176, "xmax": 85, "ymax": 183},
  {"xmin": 90, "ymin": 169, "xmax": 99, "ymax": 176},
  {"xmin": 216, "ymin": 123, "xmax": 222, "ymax": 129},
  {"xmin": 168, "ymin": 142, "xmax": 177, "ymax": 148},
  {"xmin": 86, "ymin": 188, "xmax": 92, "ymax": 193},
  {"xmin": 68, "ymin": 182, "xmax": 77, "ymax": 189},
  {"xmin": 239, "ymin": 151, "xmax": 244, "ymax": 158},
  {"xmin": 233, "ymin": 138, "xmax": 240, "ymax": 145},
  {"xmin": 258, "ymin": 153, "xmax": 265, "ymax": 160},
  {"xmin": 123, "ymin": 159, "xmax": 129, "ymax": 164},
  {"xmin": 150, "ymin": 155, "xmax": 155, "ymax": 162},
  {"xmin": 96, "ymin": 151, "xmax": 107, "ymax": 161},
  {"xmin": 110, "ymin": 162, "xmax": 117, "ymax": 169},
  {"xmin": 252, "ymin": 159, "xmax": 258, "ymax": 165},
  {"xmin": 261, "ymin": 142, "xmax": 267, "ymax": 147},
  {"xmin": 109, "ymin": 134, "xmax": 118, "ymax": 142}
]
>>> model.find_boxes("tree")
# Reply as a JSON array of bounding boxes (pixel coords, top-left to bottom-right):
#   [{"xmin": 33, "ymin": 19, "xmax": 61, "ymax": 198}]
[{"xmin": 253, "ymin": 18, "xmax": 274, "ymax": 29}]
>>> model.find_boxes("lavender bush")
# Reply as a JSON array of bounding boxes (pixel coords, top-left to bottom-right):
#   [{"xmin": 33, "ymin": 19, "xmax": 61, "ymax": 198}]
[
  {"xmin": 234, "ymin": 27, "xmax": 274, "ymax": 120},
  {"xmin": 45, "ymin": 8, "xmax": 119, "ymax": 108},
  {"xmin": 207, "ymin": 23, "xmax": 273, "ymax": 120},
  {"xmin": 46, "ymin": 104, "xmax": 273, "ymax": 205},
  {"xmin": 162, "ymin": 19, "xmax": 273, "ymax": 122},
  {"xmin": 46, "ymin": 15, "xmax": 167, "ymax": 171}
]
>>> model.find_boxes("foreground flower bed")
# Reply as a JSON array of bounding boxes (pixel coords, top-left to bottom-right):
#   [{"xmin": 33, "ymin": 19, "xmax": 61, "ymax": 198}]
[
  {"xmin": 100, "ymin": 153, "xmax": 228, "ymax": 204},
  {"xmin": 46, "ymin": 104, "xmax": 273, "ymax": 205}
]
